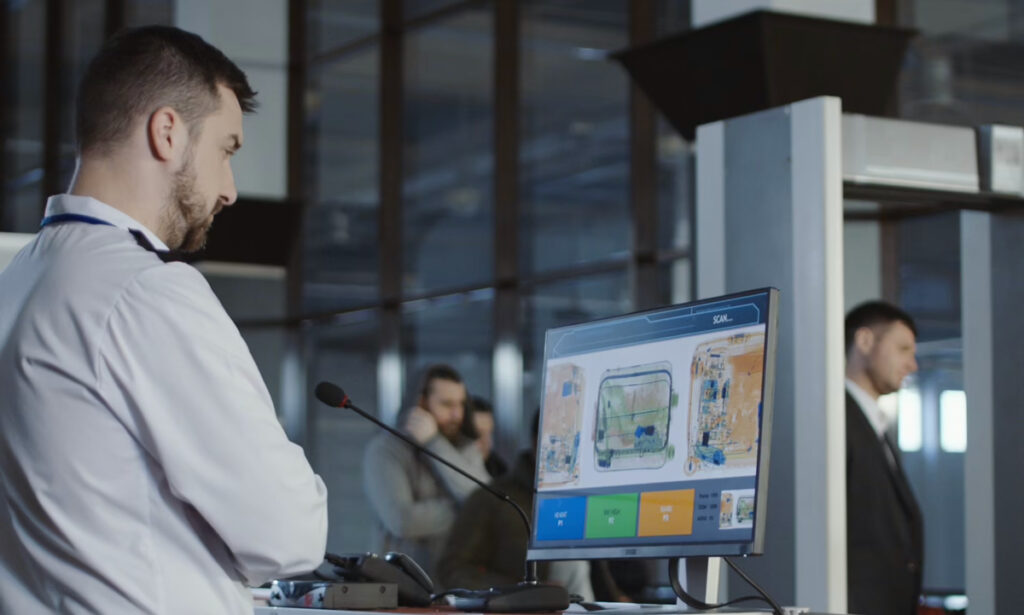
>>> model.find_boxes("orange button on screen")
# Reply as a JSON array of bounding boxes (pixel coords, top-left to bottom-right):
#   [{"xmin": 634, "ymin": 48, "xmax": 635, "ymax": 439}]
[{"xmin": 637, "ymin": 489, "xmax": 695, "ymax": 537}]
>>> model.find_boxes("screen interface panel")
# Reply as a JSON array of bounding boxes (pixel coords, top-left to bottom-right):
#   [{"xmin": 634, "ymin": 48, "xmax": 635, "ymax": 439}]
[{"xmin": 531, "ymin": 290, "xmax": 774, "ymax": 556}]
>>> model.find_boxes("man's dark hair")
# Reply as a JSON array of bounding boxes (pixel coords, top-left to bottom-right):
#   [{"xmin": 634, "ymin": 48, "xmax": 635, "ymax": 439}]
[
  {"xmin": 844, "ymin": 301, "xmax": 918, "ymax": 354},
  {"xmin": 415, "ymin": 364, "xmax": 464, "ymax": 402},
  {"xmin": 460, "ymin": 395, "xmax": 493, "ymax": 440},
  {"xmin": 76, "ymin": 25, "xmax": 257, "ymax": 155},
  {"xmin": 469, "ymin": 396, "xmax": 492, "ymax": 416}
]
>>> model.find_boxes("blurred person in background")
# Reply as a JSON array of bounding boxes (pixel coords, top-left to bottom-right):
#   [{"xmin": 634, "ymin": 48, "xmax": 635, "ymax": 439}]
[
  {"xmin": 845, "ymin": 301, "xmax": 923, "ymax": 615},
  {"xmin": 462, "ymin": 395, "xmax": 508, "ymax": 478},
  {"xmin": 363, "ymin": 364, "xmax": 490, "ymax": 579}
]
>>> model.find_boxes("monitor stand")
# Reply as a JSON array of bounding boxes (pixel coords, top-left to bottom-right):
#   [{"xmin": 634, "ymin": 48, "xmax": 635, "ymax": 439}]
[
  {"xmin": 677, "ymin": 556, "xmax": 723, "ymax": 606},
  {"xmin": 582, "ymin": 557, "xmax": 779, "ymax": 614}
]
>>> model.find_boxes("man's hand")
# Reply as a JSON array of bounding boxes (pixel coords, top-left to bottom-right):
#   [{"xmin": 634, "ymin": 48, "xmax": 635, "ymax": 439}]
[{"xmin": 405, "ymin": 406, "xmax": 439, "ymax": 444}]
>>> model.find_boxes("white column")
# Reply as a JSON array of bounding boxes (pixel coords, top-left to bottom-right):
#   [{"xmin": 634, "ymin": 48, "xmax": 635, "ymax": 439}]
[
  {"xmin": 695, "ymin": 120, "xmax": 725, "ymax": 300},
  {"xmin": 961, "ymin": 210, "xmax": 1024, "ymax": 612},
  {"xmin": 790, "ymin": 97, "xmax": 846, "ymax": 613},
  {"xmin": 960, "ymin": 210, "xmax": 995, "ymax": 615},
  {"xmin": 695, "ymin": 97, "xmax": 846, "ymax": 612}
]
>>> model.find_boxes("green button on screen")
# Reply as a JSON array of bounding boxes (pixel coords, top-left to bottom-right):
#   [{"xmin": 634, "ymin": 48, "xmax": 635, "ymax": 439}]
[{"xmin": 585, "ymin": 493, "xmax": 639, "ymax": 539}]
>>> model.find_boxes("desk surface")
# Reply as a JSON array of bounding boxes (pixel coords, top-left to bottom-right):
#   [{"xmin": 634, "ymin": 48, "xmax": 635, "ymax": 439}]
[{"xmin": 254, "ymin": 605, "xmax": 842, "ymax": 615}]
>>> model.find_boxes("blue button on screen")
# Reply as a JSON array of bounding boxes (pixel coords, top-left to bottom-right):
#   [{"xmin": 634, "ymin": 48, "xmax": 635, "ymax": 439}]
[{"xmin": 536, "ymin": 496, "xmax": 587, "ymax": 541}]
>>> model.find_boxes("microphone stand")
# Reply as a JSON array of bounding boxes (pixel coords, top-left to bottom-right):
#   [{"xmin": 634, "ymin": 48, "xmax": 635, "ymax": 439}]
[{"xmin": 316, "ymin": 381, "xmax": 569, "ymax": 612}]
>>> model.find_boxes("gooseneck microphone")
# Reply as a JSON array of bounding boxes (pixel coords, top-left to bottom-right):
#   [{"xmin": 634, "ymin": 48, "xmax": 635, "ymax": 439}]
[
  {"xmin": 314, "ymin": 381, "xmax": 536, "ymax": 581},
  {"xmin": 315, "ymin": 381, "xmax": 569, "ymax": 612}
]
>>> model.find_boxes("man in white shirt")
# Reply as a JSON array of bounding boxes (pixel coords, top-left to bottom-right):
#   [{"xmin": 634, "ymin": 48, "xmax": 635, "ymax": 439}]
[
  {"xmin": 0, "ymin": 26, "xmax": 327, "ymax": 614},
  {"xmin": 844, "ymin": 301, "xmax": 923, "ymax": 615},
  {"xmin": 362, "ymin": 365, "xmax": 490, "ymax": 580}
]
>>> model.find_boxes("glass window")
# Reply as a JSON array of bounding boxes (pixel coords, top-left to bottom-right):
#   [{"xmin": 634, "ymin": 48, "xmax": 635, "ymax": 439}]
[
  {"xmin": 896, "ymin": 386, "xmax": 923, "ymax": 452},
  {"xmin": 897, "ymin": 211, "xmax": 960, "ymax": 342},
  {"xmin": 402, "ymin": 5, "xmax": 494, "ymax": 295},
  {"xmin": 656, "ymin": 119, "xmax": 693, "ymax": 253},
  {"xmin": 304, "ymin": 47, "xmax": 380, "ymax": 313},
  {"xmin": 308, "ymin": 0, "xmax": 379, "ymax": 58},
  {"xmin": 60, "ymin": 1, "xmax": 107, "ymax": 189},
  {"xmin": 939, "ymin": 389, "xmax": 967, "ymax": 453},
  {"xmin": 520, "ymin": 1, "xmax": 631, "ymax": 275},
  {"xmin": 404, "ymin": 0, "xmax": 467, "ymax": 21},
  {"xmin": 3, "ymin": 0, "xmax": 109, "ymax": 226},
  {"xmin": 4, "ymin": 0, "xmax": 47, "ymax": 232},
  {"xmin": 898, "ymin": 0, "xmax": 1024, "ymax": 128},
  {"xmin": 655, "ymin": 258, "xmax": 692, "ymax": 308},
  {"xmin": 4, "ymin": 188, "xmax": 43, "ymax": 234},
  {"xmin": 401, "ymin": 289, "xmax": 495, "ymax": 403}
]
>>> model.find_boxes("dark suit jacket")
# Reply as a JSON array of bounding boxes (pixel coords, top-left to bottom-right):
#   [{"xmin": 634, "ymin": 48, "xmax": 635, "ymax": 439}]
[{"xmin": 846, "ymin": 393, "xmax": 924, "ymax": 615}]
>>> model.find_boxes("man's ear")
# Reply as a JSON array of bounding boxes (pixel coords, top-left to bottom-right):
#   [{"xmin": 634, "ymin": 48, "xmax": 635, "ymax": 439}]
[
  {"xmin": 853, "ymin": 326, "xmax": 875, "ymax": 356},
  {"xmin": 147, "ymin": 106, "xmax": 183, "ymax": 162}
]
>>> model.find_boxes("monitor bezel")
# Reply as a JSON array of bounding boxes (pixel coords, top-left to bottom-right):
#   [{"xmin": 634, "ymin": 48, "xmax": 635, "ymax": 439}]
[{"xmin": 527, "ymin": 287, "xmax": 779, "ymax": 561}]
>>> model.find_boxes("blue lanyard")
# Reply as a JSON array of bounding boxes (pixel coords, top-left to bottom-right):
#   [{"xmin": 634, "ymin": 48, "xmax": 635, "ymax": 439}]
[{"xmin": 39, "ymin": 213, "xmax": 116, "ymax": 229}]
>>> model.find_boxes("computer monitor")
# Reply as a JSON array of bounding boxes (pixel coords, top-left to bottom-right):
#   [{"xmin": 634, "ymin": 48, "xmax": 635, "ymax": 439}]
[{"xmin": 527, "ymin": 288, "xmax": 779, "ymax": 561}]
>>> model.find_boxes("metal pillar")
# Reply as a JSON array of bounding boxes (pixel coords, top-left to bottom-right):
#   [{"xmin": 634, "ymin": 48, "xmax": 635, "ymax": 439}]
[
  {"xmin": 961, "ymin": 210, "xmax": 1024, "ymax": 614},
  {"xmin": 695, "ymin": 96, "xmax": 847, "ymax": 612}
]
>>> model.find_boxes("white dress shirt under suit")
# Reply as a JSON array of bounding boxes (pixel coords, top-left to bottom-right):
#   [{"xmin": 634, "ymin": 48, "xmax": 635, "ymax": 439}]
[
  {"xmin": 845, "ymin": 378, "xmax": 889, "ymax": 438},
  {"xmin": 0, "ymin": 195, "xmax": 328, "ymax": 614}
]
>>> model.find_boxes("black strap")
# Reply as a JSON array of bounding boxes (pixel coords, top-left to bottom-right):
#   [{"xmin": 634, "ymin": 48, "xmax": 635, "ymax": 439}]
[{"xmin": 128, "ymin": 230, "xmax": 190, "ymax": 263}]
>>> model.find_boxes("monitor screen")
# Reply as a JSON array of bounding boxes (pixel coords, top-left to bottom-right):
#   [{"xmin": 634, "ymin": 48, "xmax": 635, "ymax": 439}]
[{"xmin": 527, "ymin": 288, "xmax": 779, "ymax": 560}]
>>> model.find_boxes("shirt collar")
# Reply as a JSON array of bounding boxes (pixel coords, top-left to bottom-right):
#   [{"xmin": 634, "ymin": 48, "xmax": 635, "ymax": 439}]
[
  {"xmin": 846, "ymin": 378, "xmax": 889, "ymax": 438},
  {"xmin": 44, "ymin": 194, "xmax": 169, "ymax": 251}
]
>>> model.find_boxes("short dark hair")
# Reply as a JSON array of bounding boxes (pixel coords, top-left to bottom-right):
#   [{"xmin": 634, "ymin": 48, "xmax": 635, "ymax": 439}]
[
  {"xmin": 468, "ymin": 396, "xmax": 492, "ymax": 415},
  {"xmin": 76, "ymin": 25, "xmax": 257, "ymax": 155},
  {"xmin": 844, "ymin": 301, "xmax": 917, "ymax": 354},
  {"xmin": 416, "ymin": 364, "xmax": 464, "ymax": 401},
  {"xmin": 460, "ymin": 395, "xmax": 493, "ymax": 440}
]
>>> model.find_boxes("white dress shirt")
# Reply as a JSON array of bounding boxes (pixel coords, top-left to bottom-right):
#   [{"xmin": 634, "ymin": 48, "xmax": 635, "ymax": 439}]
[
  {"xmin": 0, "ymin": 195, "xmax": 328, "ymax": 614},
  {"xmin": 846, "ymin": 377, "xmax": 902, "ymax": 472},
  {"xmin": 845, "ymin": 378, "xmax": 889, "ymax": 438}
]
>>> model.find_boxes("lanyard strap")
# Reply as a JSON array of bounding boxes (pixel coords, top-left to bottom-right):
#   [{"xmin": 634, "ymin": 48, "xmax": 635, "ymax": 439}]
[
  {"xmin": 39, "ymin": 213, "xmax": 116, "ymax": 228},
  {"xmin": 38, "ymin": 212, "xmax": 186, "ymax": 263}
]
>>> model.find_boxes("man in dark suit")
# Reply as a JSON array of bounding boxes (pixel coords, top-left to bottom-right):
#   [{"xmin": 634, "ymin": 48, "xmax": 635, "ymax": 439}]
[{"xmin": 845, "ymin": 301, "xmax": 924, "ymax": 615}]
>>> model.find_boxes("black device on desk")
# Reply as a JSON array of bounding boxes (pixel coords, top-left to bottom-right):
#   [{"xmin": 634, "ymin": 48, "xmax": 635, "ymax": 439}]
[
  {"xmin": 317, "ymin": 551, "xmax": 434, "ymax": 606},
  {"xmin": 269, "ymin": 551, "xmax": 431, "ymax": 609}
]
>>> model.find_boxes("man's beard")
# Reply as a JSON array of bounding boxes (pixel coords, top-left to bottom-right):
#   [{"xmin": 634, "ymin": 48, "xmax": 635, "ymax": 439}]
[
  {"xmin": 439, "ymin": 421, "xmax": 462, "ymax": 444},
  {"xmin": 161, "ymin": 155, "xmax": 216, "ymax": 252}
]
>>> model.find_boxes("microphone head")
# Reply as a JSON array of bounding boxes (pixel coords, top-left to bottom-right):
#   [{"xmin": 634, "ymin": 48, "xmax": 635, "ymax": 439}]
[{"xmin": 315, "ymin": 381, "xmax": 349, "ymax": 408}]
